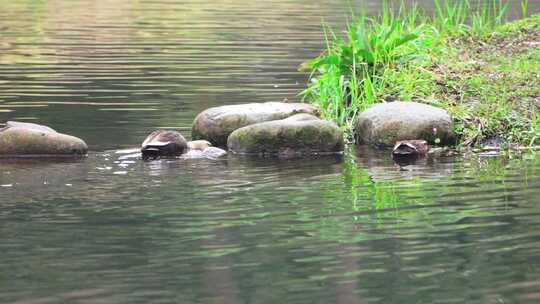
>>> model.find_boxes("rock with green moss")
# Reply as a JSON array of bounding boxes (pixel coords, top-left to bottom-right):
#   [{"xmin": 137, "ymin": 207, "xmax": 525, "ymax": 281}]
[
  {"xmin": 355, "ymin": 102, "xmax": 455, "ymax": 147},
  {"xmin": 0, "ymin": 121, "xmax": 88, "ymax": 157},
  {"xmin": 227, "ymin": 114, "xmax": 344, "ymax": 156},
  {"xmin": 192, "ymin": 102, "xmax": 320, "ymax": 147}
]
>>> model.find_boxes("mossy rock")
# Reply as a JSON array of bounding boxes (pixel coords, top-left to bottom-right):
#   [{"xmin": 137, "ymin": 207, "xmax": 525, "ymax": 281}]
[
  {"xmin": 355, "ymin": 102, "xmax": 455, "ymax": 147},
  {"xmin": 192, "ymin": 102, "xmax": 320, "ymax": 147},
  {"xmin": 0, "ymin": 121, "xmax": 88, "ymax": 157},
  {"xmin": 227, "ymin": 114, "xmax": 344, "ymax": 156}
]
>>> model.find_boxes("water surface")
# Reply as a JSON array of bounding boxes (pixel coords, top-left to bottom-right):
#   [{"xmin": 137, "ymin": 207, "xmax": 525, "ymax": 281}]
[{"xmin": 1, "ymin": 1, "xmax": 540, "ymax": 303}]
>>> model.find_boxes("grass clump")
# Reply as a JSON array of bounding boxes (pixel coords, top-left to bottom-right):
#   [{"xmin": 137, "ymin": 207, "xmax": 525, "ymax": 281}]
[
  {"xmin": 300, "ymin": 1, "xmax": 428, "ymax": 130},
  {"xmin": 301, "ymin": 0, "xmax": 539, "ymax": 148}
]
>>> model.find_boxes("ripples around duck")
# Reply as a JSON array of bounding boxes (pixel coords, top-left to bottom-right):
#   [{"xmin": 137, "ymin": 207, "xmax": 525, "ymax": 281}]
[
  {"xmin": 1, "ymin": 149, "xmax": 539, "ymax": 303},
  {"xmin": 1, "ymin": 0, "xmax": 540, "ymax": 303}
]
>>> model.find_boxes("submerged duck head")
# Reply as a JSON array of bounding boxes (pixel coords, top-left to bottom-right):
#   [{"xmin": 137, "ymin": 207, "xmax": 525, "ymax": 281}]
[
  {"xmin": 141, "ymin": 130, "xmax": 188, "ymax": 160},
  {"xmin": 392, "ymin": 140, "xmax": 429, "ymax": 157}
]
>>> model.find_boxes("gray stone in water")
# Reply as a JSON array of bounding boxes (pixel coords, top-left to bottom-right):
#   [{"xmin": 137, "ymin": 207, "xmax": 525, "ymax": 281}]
[
  {"xmin": 227, "ymin": 114, "xmax": 344, "ymax": 156},
  {"xmin": 192, "ymin": 102, "xmax": 320, "ymax": 147},
  {"xmin": 281, "ymin": 113, "xmax": 320, "ymax": 122},
  {"xmin": 355, "ymin": 102, "xmax": 455, "ymax": 147},
  {"xmin": 6, "ymin": 121, "xmax": 57, "ymax": 133},
  {"xmin": 202, "ymin": 147, "xmax": 227, "ymax": 158},
  {"xmin": 182, "ymin": 147, "xmax": 227, "ymax": 159},
  {"xmin": 187, "ymin": 140, "xmax": 212, "ymax": 151},
  {"xmin": 0, "ymin": 121, "xmax": 88, "ymax": 157}
]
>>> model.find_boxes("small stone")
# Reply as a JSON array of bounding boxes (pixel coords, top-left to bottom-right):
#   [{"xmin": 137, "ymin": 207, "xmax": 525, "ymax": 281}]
[
  {"xmin": 182, "ymin": 147, "xmax": 227, "ymax": 159},
  {"xmin": 187, "ymin": 140, "xmax": 212, "ymax": 151}
]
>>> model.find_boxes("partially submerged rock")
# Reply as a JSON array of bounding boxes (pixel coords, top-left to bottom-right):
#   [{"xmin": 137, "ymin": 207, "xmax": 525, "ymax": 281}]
[
  {"xmin": 192, "ymin": 102, "xmax": 320, "ymax": 147},
  {"xmin": 185, "ymin": 140, "xmax": 227, "ymax": 159},
  {"xmin": 182, "ymin": 147, "xmax": 227, "ymax": 159},
  {"xmin": 5, "ymin": 121, "xmax": 57, "ymax": 133},
  {"xmin": 356, "ymin": 102, "xmax": 455, "ymax": 147},
  {"xmin": 227, "ymin": 114, "xmax": 344, "ymax": 156},
  {"xmin": 187, "ymin": 140, "xmax": 212, "ymax": 151},
  {"xmin": 0, "ymin": 121, "xmax": 88, "ymax": 157}
]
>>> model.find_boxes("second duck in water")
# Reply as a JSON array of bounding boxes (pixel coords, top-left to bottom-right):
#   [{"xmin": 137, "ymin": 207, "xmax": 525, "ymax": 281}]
[
  {"xmin": 141, "ymin": 130, "xmax": 188, "ymax": 160},
  {"xmin": 392, "ymin": 140, "xmax": 429, "ymax": 157},
  {"xmin": 391, "ymin": 140, "xmax": 429, "ymax": 166}
]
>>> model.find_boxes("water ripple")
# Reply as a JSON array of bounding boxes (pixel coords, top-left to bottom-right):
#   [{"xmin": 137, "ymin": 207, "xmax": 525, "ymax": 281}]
[{"xmin": 1, "ymin": 0, "xmax": 540, "ymax": 303}]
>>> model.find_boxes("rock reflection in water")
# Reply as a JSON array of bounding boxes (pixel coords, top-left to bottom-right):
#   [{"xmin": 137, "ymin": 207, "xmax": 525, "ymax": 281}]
[{"xmin": 1, "ymin": 0, "xmax": 540, "ymax": 302}]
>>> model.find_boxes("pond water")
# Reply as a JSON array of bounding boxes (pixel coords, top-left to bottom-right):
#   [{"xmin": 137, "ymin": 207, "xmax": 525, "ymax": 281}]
[{"xmin": 1, "ymin": 0, "xmax": 540, "ymax": 303}]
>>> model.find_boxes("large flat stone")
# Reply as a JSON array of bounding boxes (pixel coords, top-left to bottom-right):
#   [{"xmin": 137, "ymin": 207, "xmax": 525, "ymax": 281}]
[
  {"xmin": 227, "ymin": 114, "xmax": 344, "ymax": 156},
  {"xmin": 355, "ymin": 102, "xmax": 455, "ymax": 147},
  {"xmin": 0, "ymin": 121, "xmax": 88, "ymax": 157},
  {"xmin": 192, "ymin": 102, "xmax": 319, "ymax": 147}
]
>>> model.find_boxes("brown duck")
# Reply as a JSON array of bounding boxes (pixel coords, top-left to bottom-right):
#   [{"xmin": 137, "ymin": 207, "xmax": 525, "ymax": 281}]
[
  {"xmin": 141, "ymin": 130, "xmax": 188, "ymax": 160},
  {"xmin": 392, "ymin": 140, "xmax": 429, "ymax": 157}
]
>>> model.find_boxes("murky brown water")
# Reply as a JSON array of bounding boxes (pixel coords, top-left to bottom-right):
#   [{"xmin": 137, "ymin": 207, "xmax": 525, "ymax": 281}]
[{"xmin": 1, "ymin": 1, "xmax": 540, "ymax": 303}]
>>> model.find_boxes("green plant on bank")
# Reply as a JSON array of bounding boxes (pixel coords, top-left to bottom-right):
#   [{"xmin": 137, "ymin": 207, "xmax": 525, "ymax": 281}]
[
  {"xmin": 530, "ymin": 113, "xmax": 540, "ymax": 147},
  {"xmin": 522, "ymin": 0, "xmax": 529, "ymax": 18},
  {"xmin": 433, "ymin": 0, "xmax": 509, "ymax": 37},
  {"xmin": 301, "ymin": 0, "xmax": 538, "ymax": 147},
  {"xmin": 301, "ymin": 1, "xmax": 425, "ymax": 129}
]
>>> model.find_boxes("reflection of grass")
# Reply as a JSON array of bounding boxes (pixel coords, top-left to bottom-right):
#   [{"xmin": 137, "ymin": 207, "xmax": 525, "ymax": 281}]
[
  {"xmin": 328, "ymin": 150, "xmax": 539, "ymax": 218},
  {"xmin": 338, "ymin": 149, "xmax": 434, "ymax": 222},
  {"xmin": 0, "ymin": 1, "xmax": 49, "ymax": 65},
  {"xmin": 313, "ymin": 150, "xmax": 540, "ymax": 243},
  {"xmin": 316, "ymin": 150, "xmax": 435, "ymax": 239},
  {"xmin": 342, "ymin": 152, "xmax": 401, "ymax": 212},
  {"xmin": 464, "ymin": 155, "xmax": 509, "ymax": 181}
]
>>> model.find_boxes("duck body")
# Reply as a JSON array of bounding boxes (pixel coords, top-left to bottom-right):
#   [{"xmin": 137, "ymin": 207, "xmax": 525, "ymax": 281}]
[
  {"xmin": 141, "ymin": 130, "xmax": 188, "ymax": 160},
  {"xmin": 392, "ymin": 140, "xmax": 429, "ymax": 157}
]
